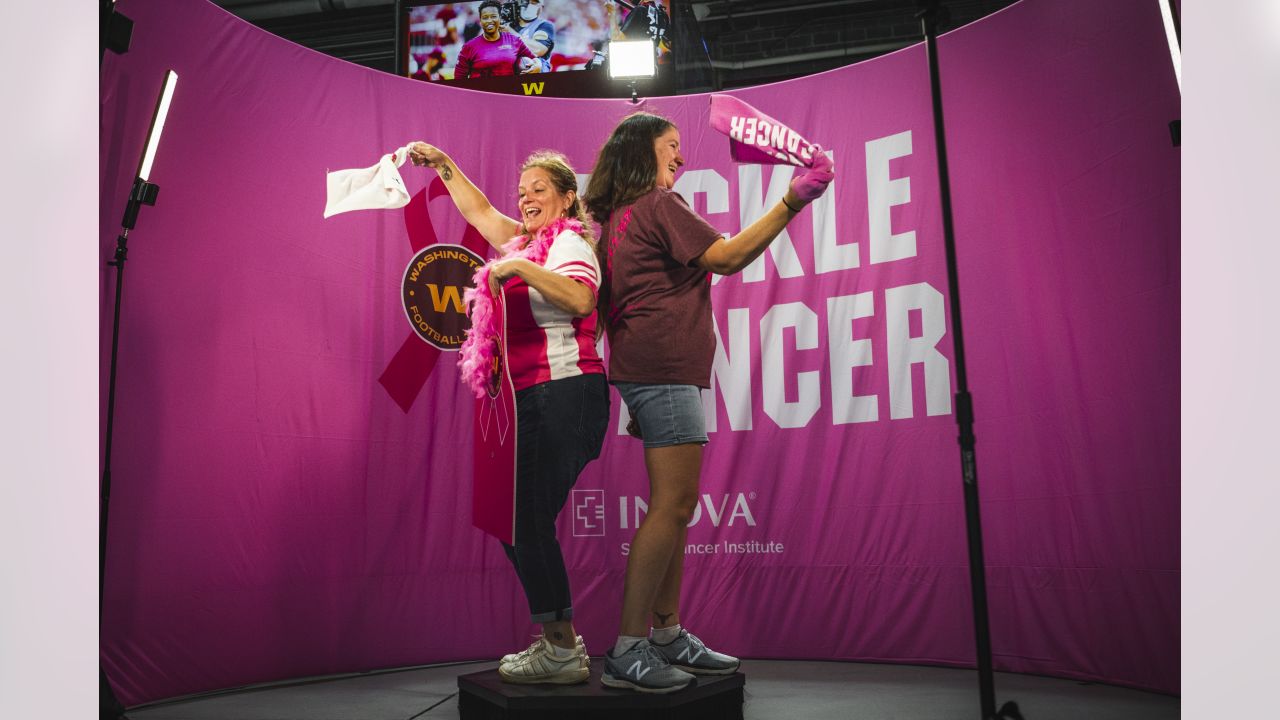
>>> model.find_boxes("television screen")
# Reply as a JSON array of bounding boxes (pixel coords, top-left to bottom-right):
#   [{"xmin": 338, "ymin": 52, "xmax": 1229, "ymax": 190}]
[{"xmin": 405, "ymin": 1, "xmax": 673, "ymax": 84}]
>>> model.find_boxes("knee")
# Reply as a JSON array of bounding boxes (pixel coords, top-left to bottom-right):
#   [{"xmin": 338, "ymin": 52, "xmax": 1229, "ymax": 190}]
[{"xmin": 650, "ymin": 492, "xmax": 699, "ymax": 526}]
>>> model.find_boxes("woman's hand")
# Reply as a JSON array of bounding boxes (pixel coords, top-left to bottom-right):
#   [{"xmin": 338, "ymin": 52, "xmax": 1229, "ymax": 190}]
[
  {"xmin": 787, "ymin": 145, "xmax": 835, "ymax": 207},
  {"xmin": 408, "ymin": 142, "xmax": 449, "ymax": 169},
  {"xmin": 487, "ymin": 258, "xmax": 527, "ymax": 297}
]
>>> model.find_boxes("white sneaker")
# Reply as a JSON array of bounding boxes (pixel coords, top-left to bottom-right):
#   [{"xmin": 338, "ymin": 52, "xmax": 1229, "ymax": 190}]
[
  {"xmin": 498, "ymin": 638, "xmax": 590, "ymax": 685},
  {"xmin": 500, "ymin": 634, "xmax": 585, "ymax": 665}
]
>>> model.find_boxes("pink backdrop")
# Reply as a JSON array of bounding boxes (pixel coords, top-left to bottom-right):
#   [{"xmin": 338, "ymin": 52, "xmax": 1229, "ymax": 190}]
[{"xmin": 99, "ymin": 0, "xmax": 1179, "ymax": 705}]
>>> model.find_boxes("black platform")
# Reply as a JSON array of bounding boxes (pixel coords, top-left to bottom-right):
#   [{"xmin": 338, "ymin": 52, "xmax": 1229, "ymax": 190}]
[{"xmin": 457, "ymin": 662, "xmax": 745, "ymax": 720}]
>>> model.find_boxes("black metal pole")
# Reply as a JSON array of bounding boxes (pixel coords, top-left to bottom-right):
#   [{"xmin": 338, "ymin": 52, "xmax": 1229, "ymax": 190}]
[
  {"xmin": 916, "ymin": 3, "xmax": 1022, "ymax": 719},
  {"xmin": 99, "ymin": 231, "xmax": 129, "ymax": 720},
  {"xmin": 103, "ymin": 179, "xmax": 157, "ymax": 612},
  {"xmin": 100, "ymin": 178, "xmax": 157, "ymax": 720},
  {"xmin": 101, "ymin": 230, "xmax": 126, "ymax": 614}
]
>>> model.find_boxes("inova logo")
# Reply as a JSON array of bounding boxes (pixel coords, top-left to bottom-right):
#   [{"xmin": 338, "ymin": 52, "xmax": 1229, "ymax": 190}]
[
  {"xmin": 618, "ymin": 492, "xmax": 758, "ymax": 530},
  {"xmin": 571, "ymin": 489, "xmax": 606, "ymax": 537}
]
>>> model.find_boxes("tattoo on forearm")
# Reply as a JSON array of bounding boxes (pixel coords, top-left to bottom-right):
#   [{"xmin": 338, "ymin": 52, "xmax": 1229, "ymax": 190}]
[
  {"xmin": 441, "ymin": 164, "xmax": 453, "ymax": 181},
  {"xmin": 654, "ymin": 612, "xmax": 673, "ymax": 626}
]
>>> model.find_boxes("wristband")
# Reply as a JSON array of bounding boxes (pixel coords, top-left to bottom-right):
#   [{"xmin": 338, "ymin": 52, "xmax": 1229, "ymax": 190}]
[{"xmin": 781, "ymin": 196, "xmax": 803, "ymax": 214}]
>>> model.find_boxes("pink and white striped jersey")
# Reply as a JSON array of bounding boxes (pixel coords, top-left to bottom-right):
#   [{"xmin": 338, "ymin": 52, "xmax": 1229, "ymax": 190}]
[{"xmin": 503, "ymin": 229, "xmax": 604, "ymax": 391}]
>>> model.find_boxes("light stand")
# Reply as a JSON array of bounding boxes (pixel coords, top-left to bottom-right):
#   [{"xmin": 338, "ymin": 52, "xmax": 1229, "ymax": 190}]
[
  {"xmin": 100, "ymin": 69, "xmax": 178, "ymax": 720},
  {"xmin": 915, "ymin": 3, "xmax": 1023, "ymax": 719}
]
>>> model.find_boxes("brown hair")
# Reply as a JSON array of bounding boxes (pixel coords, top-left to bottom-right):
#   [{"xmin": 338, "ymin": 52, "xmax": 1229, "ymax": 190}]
[
  {"xmin": 582, "ymin": 112, "xmax": 676, "ymax": 224},
  {"xmin": 520, "ymin": 150, "xmax": 595, "ymax": 246}
]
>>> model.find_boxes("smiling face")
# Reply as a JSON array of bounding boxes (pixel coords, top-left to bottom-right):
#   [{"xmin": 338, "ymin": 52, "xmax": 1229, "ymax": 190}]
[
  {"xmin": 653, "ymin": 126, "xmax": 684, "ymax": 190},
  {"xmin": 479, "ymin": 6, "xmax": 502, "ymax": 38},
  {"xmin": 518, "ymin": 167, "xmax": 573, "ymax": 234}
]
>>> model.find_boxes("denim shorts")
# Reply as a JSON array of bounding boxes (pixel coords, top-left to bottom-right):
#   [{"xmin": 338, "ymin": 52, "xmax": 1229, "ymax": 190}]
[{"xmin": 613, "ymin": 382, "xmax": 709, "ymax": 448}]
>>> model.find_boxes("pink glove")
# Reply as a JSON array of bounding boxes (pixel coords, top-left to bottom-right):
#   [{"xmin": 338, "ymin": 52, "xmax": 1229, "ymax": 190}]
[{"xmin": 789, "ymin": 146, "xmax": 835, "ymax": 203}]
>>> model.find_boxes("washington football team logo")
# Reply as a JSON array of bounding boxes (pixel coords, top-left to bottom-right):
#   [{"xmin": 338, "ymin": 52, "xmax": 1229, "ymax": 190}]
[{"xmin": 400, "ymin": 243, "xmax": 484, "ymax": 350}]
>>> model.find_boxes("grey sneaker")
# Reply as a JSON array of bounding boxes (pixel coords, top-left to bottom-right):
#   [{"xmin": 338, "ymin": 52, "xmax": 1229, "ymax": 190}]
[
  {"xmin": 501, "ymin": 635, "xmax": 584, "ymax": 666},
  {"xmin": 498, "ymin": 637, "xmax": 590, "ymax": 685},
  {"xmin": 651, "ymin": 630, "xmax": 740, "ymax": 675},
  {"xmin": 602, "ymin": 639, "xmax": 695, "ymax": 694}
]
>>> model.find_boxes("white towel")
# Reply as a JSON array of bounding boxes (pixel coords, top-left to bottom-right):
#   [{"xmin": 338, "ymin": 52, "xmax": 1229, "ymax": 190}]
[{"xmin": 323, "ymin": 144, "xmax": 414, "ymax": 219}]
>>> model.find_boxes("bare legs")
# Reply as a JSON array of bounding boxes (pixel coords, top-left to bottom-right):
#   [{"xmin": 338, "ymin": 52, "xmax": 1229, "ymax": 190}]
[{"xmin": 618, "ymin": 443, "xmax": 703, "ymax": 637}]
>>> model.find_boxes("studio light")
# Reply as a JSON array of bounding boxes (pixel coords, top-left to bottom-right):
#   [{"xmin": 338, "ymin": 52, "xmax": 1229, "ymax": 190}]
[
  {"xmin": 1158, "ymin": 0, "xmax": 1180, "ymax": 91},
  {"xmin": 122, "ymin": 70, "xmax": 177, "ymax": 230},
  {"xmin": 138, "ymin": 70, "xmax": 178, "ymax": 182},
  {"xmin": 608, "ymin": 39, "xmax": 656, "ymax": 79}
]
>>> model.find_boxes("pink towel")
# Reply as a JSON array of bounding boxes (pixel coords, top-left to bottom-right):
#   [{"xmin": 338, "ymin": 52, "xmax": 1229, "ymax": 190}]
[{"xmin": 709, "ymin": 94, "xmax": 817, "ymax": 167}]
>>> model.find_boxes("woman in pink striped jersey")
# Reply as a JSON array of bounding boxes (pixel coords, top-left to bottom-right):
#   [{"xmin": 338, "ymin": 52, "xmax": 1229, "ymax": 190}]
[{"xmin": 409, "ymin": 142, "xmax": 608, "ymax": 686}]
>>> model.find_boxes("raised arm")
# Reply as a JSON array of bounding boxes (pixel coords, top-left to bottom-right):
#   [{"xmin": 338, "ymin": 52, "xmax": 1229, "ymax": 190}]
[
  {"xmin": 695, "ymin": 149, "xmax": 835, "ymax": 275},
  {"xmin": 408, "ymin": 142, "xmax": 521, "ymax": 250}
]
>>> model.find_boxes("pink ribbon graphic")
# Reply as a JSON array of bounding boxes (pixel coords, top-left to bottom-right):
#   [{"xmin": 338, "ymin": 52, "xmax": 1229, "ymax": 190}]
[
  {"xmin": 477, "ymin": 381, "xmax": 511, "ymax": 445},
  {"xmin": 378, "ymin": 177, "xmax": 491, "ymax": 413}
]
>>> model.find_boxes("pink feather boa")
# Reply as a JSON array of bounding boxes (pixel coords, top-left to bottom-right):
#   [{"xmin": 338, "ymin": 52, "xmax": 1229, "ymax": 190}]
[{"xmin": 457, "ymin": 216, "xmax": 586, "ymax": 398}]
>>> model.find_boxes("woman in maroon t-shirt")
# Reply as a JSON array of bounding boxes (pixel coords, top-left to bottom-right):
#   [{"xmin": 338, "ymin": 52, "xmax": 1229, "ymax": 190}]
[{"xmin": 583, "ymin": 112, "xmax": 834, "ymax": 693}]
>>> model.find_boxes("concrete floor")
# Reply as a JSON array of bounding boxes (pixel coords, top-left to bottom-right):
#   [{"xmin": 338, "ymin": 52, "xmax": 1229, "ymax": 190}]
[{"xmin": 126, "ymin": 659, "xmax": 1179, "ymax": 720}]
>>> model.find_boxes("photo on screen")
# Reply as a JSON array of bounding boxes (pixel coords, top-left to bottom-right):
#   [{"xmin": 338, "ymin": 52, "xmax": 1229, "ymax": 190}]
[{"xmin": 406, "ymin": 1, "xmax": 672, "ymax": 83}]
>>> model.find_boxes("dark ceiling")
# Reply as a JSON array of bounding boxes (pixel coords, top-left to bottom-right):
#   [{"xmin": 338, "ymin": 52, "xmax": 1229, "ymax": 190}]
[{"xmin": 208, "ymin": 0, "xmax": 1019, "ymax": 91}]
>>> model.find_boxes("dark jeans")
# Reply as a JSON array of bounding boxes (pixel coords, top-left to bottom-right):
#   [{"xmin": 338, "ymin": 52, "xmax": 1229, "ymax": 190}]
[{"xmin": 503, "ymin": 372, "xmax": 609, "ymax": 623}]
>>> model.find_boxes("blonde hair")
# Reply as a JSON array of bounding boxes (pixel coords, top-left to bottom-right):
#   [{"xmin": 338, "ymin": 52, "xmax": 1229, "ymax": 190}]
[{"xmin": 520, "ymin": 150, "xmax": 595, "ymax": 247}]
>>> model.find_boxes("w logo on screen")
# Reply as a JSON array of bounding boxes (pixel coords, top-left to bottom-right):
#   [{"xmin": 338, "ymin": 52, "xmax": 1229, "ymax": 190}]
[{"xmin": 571, "ymin": 490, "xmax": 605, "ymax": 537}]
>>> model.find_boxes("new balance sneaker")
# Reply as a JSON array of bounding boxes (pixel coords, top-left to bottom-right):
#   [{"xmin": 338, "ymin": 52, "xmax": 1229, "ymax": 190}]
[
  {"xmin": 498, "ymin": 638, "xmax": 590, "ymax": 685},
  {"xmin": 501, "ymin": 635, "xmax": 584, "ymax": 666},
  {"xmin": 651, "ymin": 629, "xmax": 740, "ymax": 675},
  {"xmin": 601, "ymin": 639, "xmax": 695, "ymax": 694}
]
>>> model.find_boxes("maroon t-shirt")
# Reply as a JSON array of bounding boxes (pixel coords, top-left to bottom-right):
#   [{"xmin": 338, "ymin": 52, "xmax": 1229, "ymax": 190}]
[{"xmin": 599, "ymin": 188, "xmax": 723, "ymax": 388}]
